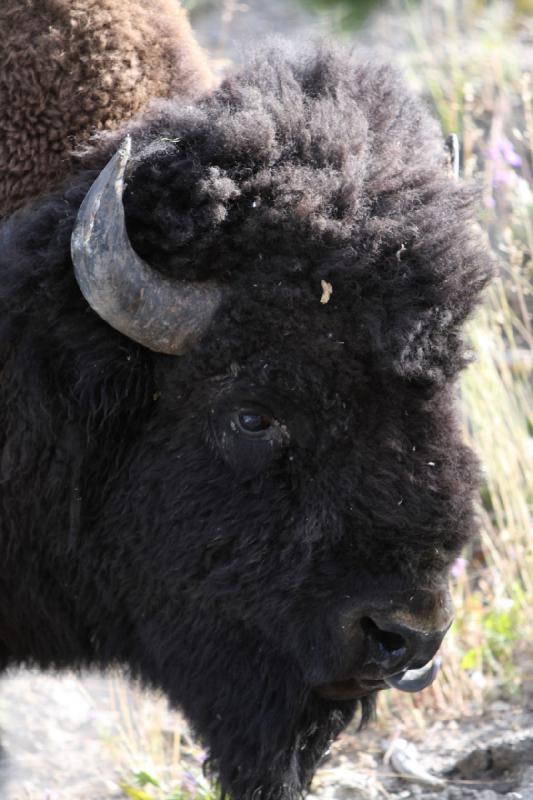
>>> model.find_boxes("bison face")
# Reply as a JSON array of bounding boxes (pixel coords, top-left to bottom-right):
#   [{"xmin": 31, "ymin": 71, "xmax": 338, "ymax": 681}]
[
  {"xmin": 90, "ymin": 313, "xmax": 476, "ymax": 798},
  {"xmin": 0, "ymin": 45, "xmax": 490, "ymax": 800},
  {"xmin": 109, "ymin": 333, "xmax": 470, "ymax": 665}
]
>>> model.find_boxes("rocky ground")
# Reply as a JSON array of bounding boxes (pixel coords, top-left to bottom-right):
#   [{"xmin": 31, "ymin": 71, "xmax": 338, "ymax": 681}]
[
  {"xmin": 189, "ymin": 0, "xmax": 325, "ymax": 63},
  {"xmin": 0, "ymin": 670, "xmax": 532, "ymax": 800}
]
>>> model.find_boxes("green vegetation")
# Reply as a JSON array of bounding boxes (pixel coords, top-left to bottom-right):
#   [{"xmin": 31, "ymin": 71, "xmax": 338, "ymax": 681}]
[
  {"xmin": 180, "ymin": 0, "xmax": 217, "ymax": 14},
  {"xmin": 120, "ymin": 769, "xmax": 218, "ymax": 800},
  {"xmin": 300, "ymin": 0, "xmax": 386, "ymax": 28},
  {"xmin": 300, "ymin": 0, "xmax": 533, "ymax": 30}
]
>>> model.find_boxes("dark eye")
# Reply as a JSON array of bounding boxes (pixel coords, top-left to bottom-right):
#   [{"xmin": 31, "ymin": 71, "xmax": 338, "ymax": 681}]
[
  {"xmin": 238, "ymin": 412, "xmax": 273, "ymax": 433},
  {"xmin": 210, "ymin": 402, "xmax": 289, "ymax": 477}
]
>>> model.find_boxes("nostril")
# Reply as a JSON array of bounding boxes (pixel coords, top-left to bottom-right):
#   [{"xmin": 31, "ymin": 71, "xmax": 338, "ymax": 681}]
[{"xmin": 361, "ymin": 616, "xmax": 407, "ymax": 662}]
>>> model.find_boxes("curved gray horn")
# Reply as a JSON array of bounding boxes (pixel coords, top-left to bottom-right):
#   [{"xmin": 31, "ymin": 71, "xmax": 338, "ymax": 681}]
[{"xmin": 71, "ymin": 135, "xmax": 223, "ymax": 355}]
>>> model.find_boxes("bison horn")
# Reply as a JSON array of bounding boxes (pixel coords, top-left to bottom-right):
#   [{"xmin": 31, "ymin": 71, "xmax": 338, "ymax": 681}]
[{"xmin": 71, "ymin": 135, "xmax": 223, "ymax": 355}]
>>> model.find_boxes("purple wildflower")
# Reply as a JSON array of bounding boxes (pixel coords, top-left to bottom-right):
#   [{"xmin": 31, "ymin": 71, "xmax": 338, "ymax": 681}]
[
  {"xmin": 487, "ymin": 137, "xmax": 522, "ymax": 171},
  {"xmin": 499, "ymin": 137, "xmax": 522, "ymax": 167},
  {"xmin": 451, "ymin": 556, "xmax": 468, "ymax": 579}
]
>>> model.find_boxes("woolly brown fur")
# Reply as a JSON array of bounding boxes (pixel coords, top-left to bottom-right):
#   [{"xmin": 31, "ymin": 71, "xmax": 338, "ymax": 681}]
[{"xmin": 0, "ymin": 0, "xmax": 213, "ymax": 216}]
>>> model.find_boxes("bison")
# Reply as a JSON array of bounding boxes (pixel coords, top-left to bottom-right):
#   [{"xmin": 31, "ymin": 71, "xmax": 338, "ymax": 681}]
[{"xmin": 0, "ymin": 41, "xmax": 490, "ymax": 800}]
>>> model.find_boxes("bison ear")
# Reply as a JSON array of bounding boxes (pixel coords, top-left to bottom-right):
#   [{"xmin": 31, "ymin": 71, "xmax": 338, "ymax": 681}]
[
  {"xmin": 391, "ymin": 307, "xmax": 467, "ymax": 385},
  {"xmin": 70, "ymin": 136, "xmax": 223, "ymax": 355}
]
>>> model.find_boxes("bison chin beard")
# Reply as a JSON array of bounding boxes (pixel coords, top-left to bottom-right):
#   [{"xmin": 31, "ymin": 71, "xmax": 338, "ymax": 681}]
[
  {"xmin": 206, "ymin": 695, "xmax": 367, "ymax": 800},
  {"xmin": 145, "ymin": 620, "xmax": 367, "ymax": 800},
  {"xmin": 199, "ymin": 689, "xmax": 363, "ymax": 800}
]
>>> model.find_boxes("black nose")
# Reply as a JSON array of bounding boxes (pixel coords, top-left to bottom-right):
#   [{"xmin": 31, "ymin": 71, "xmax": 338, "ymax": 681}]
[{"xmin": 361, "ymin": 615, "xmax": 448, "ymax": 676}]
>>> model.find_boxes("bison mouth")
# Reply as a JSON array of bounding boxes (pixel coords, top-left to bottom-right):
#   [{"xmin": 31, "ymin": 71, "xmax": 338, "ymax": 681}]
[{"xmin": 315, "ymin": 657, "xmax": 441, "ymax": 701}]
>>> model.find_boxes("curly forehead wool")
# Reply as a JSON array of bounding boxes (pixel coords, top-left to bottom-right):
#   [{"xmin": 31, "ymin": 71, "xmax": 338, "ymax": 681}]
[{"xmin": 118, "ymin": 42, "xmax": 489, "ymax": 384}]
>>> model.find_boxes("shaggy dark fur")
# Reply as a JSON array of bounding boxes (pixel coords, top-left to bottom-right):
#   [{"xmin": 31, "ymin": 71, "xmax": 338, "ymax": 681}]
[
  {"xmin": 0, "ymin": 0, "xmax": 212, "ymax": 217},
  {"xmin": 0, "ymin": 44, "xmax": 490, "ymax": 800}
]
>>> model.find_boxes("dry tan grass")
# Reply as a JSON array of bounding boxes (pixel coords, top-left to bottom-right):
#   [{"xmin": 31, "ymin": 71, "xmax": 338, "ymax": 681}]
[{"xmin": 374, "ymin": 0, "xmax": 533, "ymax": 726}]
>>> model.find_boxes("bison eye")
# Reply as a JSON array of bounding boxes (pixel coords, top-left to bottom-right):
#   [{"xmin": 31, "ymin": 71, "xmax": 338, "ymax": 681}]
[
  {"xmin": 211, "ymin": 402, "xmax": 289, "ymax": 477},
  {"xmin": 238, "ymin": 411, "xmax": 272, "ymax": 434}
]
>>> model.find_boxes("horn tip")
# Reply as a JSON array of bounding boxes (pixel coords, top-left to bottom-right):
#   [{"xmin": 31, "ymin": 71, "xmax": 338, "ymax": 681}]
[{"xmin": 117, "ymin": 135, "xmax": 133, "ymax": 171}]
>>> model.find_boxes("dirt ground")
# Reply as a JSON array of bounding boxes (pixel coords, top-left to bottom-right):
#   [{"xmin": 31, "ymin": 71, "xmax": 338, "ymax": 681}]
[
  {"xmin": 1, "ymin": 670, "xmax": 532, "ymax": 800},
  {"xmin": 1, "ymin": 2, "xmax": 532, "ymax": 799}
]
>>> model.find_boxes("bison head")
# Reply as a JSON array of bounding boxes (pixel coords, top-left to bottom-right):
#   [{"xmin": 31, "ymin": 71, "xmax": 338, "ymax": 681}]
[{"xmin": 0, "ymin": 44, "xmax": 490, "ymax": 800}]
